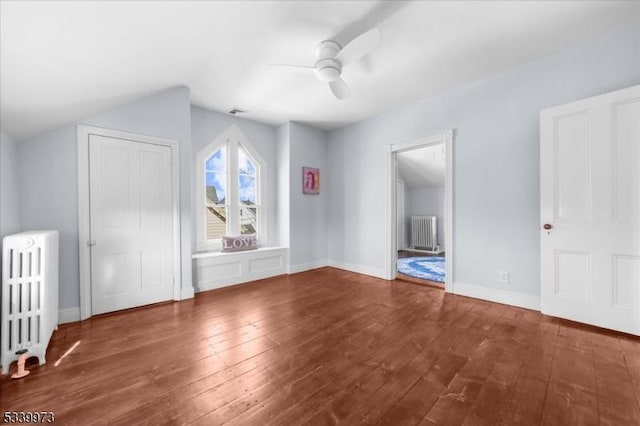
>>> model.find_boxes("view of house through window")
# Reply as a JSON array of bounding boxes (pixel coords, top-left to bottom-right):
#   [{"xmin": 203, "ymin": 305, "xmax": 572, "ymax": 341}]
[
  {"xmin": 205, "ymin": 145, "xmax": 227, "ymax": 240},
  {"xmin": 238, "ymin": 147, "xmax": 258, "ymax": 235},
  {"xmin": 204, "ymin": 143, "xmax": 259, "ymax": 241}
]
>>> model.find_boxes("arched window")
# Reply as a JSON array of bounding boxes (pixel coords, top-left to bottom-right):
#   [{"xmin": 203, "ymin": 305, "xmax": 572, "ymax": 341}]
[{"xmin": 196, "ymin": 126, "xmax": 266, "ymax": 250}]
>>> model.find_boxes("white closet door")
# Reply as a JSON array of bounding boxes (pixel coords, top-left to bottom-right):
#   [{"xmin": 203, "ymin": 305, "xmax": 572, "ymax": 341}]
[
  {"xmin": 540, "ymin": 85, "xmax": 640, "ymax": 335},
  {"xmin": 89, "ymin": 134, "xmax": 174, "ymax": 315}
]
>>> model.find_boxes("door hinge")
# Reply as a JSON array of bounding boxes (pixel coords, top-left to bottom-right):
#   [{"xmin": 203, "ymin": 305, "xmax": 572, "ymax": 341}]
[{"xmin": 87, "ymin": 240, "xmax": 96, "ymax": 247}]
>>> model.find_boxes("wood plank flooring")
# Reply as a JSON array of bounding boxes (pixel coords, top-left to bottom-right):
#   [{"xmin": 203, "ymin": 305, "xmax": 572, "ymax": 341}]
[
  {"xmin": 1, "ymin": 267, "xmax": 639, "ymax": 425},
  {"xmin": 397, "ymin": 272, "xmax": 444, "ymax": 289}
]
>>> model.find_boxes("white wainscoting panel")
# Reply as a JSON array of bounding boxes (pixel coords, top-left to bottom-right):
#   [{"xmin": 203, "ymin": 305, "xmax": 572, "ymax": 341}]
[
  {"xmin": 193, "ymin": 247, "xmax": 288, "ymax": 292},
  {"xmin": 249, "ymin": 256, "xmax": 282, "ymax": 274}
]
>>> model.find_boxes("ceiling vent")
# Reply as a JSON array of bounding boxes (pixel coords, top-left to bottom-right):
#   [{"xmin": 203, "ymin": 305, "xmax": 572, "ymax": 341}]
[{"xmin": 228, "ymin": 107, "xmax": 247, "ymax": 115}]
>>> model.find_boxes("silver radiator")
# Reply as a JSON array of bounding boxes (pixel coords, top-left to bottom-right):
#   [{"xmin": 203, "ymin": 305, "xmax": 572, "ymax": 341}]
[{"xmin": 411, "ymin": 216, "xmax": 437, "ymax": 251}]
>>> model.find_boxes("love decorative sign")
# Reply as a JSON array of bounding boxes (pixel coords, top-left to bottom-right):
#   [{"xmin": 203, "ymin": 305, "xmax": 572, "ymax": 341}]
[{"xmin": 222, "ymin": 234, "xmax": 258, "ymax": 252}]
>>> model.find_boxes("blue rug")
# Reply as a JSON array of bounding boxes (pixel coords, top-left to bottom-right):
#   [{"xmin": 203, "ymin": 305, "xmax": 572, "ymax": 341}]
[{"xmin": 398, "ymin": 257, "xmax": 445, "ymax": 282}]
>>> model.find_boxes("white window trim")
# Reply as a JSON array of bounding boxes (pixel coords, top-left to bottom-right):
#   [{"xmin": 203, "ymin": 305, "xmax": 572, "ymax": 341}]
[{"xmin": 196, "ymin": 125, "xmax": 267, "ymax": 251}]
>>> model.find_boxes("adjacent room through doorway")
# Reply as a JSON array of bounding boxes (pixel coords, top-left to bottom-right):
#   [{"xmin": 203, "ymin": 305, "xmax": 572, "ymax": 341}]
[{"xmin": 396, "ymin": 143, "xmax": 446, "ymax": 288}]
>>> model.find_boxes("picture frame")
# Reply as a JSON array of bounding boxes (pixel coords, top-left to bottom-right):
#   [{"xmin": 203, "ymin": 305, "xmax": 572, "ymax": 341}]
[{"xmin": 302, "ymin": 167, "xmax": 320, "ymax": 194}]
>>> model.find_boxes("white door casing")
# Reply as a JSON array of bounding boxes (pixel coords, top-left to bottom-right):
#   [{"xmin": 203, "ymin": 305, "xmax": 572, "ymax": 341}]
[
  {"xmin": 78, "ymin": 125, "xmax": 181, "ymax": 320},
  {"xmin": 540, "ymin": 85, "xmax": 640, "ymax": 335}
]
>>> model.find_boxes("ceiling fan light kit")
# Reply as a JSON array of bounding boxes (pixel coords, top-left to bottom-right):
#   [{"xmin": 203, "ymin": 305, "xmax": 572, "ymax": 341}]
[{"xmin": 314, "ymin": 58, "xmax": 341, "ymax": 82}]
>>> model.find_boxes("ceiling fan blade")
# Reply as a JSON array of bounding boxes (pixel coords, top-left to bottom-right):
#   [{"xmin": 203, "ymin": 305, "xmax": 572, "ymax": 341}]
[
  {"xmin": 335, "ymin": 28, "xmax": 381, "ymax": 66},
  {"xmin": 268, "ymin": 64, "xmax": 315, "ymax": 72},
  {"xmin": 329, "ymin": 78, "xmax": 350, "ymax": 100}
]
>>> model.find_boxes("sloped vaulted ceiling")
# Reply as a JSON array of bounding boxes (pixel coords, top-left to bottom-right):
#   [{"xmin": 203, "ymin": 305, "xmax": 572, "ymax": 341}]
[{"xmin": 1, "ymin": 0, "xmax": 637, "ymax": 140}]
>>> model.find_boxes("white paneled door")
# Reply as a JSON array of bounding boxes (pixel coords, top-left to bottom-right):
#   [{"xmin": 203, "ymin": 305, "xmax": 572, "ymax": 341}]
[
  {"xmin": 541, "ymin": 85, "xmax": 640, "ymax": 335},
  {"xmin": 89, "ymin": 135, "xmax": 174, "ymax": 315}
]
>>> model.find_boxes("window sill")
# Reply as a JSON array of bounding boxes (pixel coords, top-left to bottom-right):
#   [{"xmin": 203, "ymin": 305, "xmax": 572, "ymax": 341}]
[{"xmin": 192, "ymin": 246, "xmax": 286, "ymax": 260}]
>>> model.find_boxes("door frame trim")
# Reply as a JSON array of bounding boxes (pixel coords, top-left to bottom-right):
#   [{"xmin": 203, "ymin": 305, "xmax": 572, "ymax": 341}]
[
  {"xmin": 77, "ymin": 125, "xmax": 181, "ymax": 320},
  {"xmin": 385, "ymin": 129, "xmax": 454, "ymax": 293}
]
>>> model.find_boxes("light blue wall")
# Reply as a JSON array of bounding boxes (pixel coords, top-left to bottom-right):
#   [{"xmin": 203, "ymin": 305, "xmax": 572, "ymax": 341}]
[
  {"xmin": 288, "ymin": 122, "xmax": 328, "ymax": 269},
  {"xmin": 327, "ymin": 24, "xmax": 640, "ymax": 296},
  {"xmin": 190, "ymin": 112, "xmax": 329, "ymax": 270},
  {"xmin": 190, "ymin": 106, "xmax": 279, "ymax": 248},
  {"xmin": 18, "ymin": 87, "xmax": 193, "ymax": 310},
  {"xmin": 0, "ymin": 130, "xmax": 21, "ymax": 239}
]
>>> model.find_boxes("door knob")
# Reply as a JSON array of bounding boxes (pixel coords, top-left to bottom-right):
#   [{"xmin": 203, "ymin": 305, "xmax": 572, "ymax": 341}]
[{"xmin": 543, "ymin": 224, "xmax": 552, "ymax": 230}]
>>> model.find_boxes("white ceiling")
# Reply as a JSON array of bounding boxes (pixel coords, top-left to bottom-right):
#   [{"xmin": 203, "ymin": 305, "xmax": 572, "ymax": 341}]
[
  {"xmin": 1, "ymin": 1, "xmax": 637, "ymax": 140},
  {"xmin": 398, "ymin": 144, "xmax": 445, "ymax": 188}
]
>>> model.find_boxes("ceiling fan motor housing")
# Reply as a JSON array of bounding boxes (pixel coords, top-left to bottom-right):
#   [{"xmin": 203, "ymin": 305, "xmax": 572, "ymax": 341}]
[
  {"xmin": 314, "ymin": 40, "xmax": 342, "ymax": 82},
  {"xmin": 316, "ymin": 40, "xmax": 341, "ymax": 60}
]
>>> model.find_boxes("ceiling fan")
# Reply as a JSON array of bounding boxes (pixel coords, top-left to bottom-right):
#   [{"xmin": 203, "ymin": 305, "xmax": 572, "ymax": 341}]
[{"xmin": 271, "ymin": 28, "xmax": 381, "ymax": 100}]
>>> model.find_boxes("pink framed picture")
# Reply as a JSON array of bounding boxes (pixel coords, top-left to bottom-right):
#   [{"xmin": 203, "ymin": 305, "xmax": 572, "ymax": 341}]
[{"xmin": 302, "ymin": 167, "xmax": 320, "ymax": 194}]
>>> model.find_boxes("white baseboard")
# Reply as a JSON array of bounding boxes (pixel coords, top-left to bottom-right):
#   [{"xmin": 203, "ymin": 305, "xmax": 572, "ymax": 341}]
[
  {"xmin": 181, "ymin": 286, "xmax": 195, "ymax": 300},
  {"xmin": 197, "ymin": 281, "xmax": 235, "ymax": 293},
  {"xmin": 289, "ymin": 259, "xmax": 329, "ymax": 274},
  {"xmin": 327, "ymin": 259, "xmax": 387, "ymax": 280},
  {"xmin": 57, "ymin": 287, "xmax": 192, "ymax": 324},
  {"xmin": 453, "ymin": 281, "xmax": 540, "ymax": 311},
  {"xmin": 58, "ymin": 307, "xmax": 81, "ymax": 324}
]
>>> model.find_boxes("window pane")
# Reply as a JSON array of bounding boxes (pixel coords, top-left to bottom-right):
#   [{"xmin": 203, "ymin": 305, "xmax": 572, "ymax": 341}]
[
  {"xmin": 239, "ymin": 147, "xmax": 256, "ymax": 176},
  {"xmin": 205, "ymin": 146, "xmax": 226, "ymax": 172},
  {"xmin": 205, "ymin": 147, "xmax": 226, "ymax": 205},
  {"xmin": 239, "ymin": 146, "xmax": 257, "ymax": 205},
  {"xmin": 239, "ymin": 175, "xmax": 256, "ymax": 205},
  {"xmin": 206, "ymin": 171, "xmax": 226, "ymax": 204},
  {"xmin": 206, "ymin": 206, "xmax": 227, "ymax": 240},
  {"xmin": 240, "ymin": 205, "xmax": 258, "ymax": 235}
]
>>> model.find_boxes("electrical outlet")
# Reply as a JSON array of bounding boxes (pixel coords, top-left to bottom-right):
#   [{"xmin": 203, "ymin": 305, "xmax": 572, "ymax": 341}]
[{"xmin": 499, "ymin": 271, "xmax": 510, "ymax": 284}]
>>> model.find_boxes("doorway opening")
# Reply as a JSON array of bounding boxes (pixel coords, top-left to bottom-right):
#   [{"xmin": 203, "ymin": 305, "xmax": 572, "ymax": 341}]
[
  {"xmin": 397, "ymin": 143, "xmax": 445, "ymax": 288},
  {"xmin": 386, "ymin": 130, "xmax": 453, "ymax": 292}
]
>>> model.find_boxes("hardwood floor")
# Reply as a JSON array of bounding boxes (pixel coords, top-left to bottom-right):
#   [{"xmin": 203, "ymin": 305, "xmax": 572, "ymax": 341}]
[
  {"xmin": 1, "ymin": 267, "xmax": 639, "ymax": 425},
  {"xmin": 396, "ymin": 272, "xmax": 444, "ymax": 289}
]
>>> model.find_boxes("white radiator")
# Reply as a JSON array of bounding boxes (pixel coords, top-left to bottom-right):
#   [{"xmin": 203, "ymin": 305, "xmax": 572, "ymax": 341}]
[
  {"xmin": 2, "ymin": 231, "xmax": 59, "ymax": 374},
  {"xmin": 411, "ymin": 216, "xmax": 437, "ymax": 251}
]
